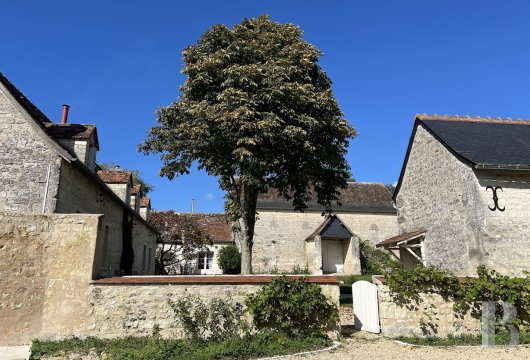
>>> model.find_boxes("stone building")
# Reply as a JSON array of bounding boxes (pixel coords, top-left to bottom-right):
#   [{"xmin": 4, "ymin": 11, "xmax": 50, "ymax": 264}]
[
  {"xmin": 0, "ymin": 72, "xmax": 156, "ymax": 277},
  {"xmin": 151, "ymin": 211, "xmax": 235, "ymax": 275},
  {"xmin": 252, "ymin": 182, "xmax": 398, "ymax": 274},
  {"xmin": 379, "ymin": 114, "xmax": 530, "ymax": 276}
]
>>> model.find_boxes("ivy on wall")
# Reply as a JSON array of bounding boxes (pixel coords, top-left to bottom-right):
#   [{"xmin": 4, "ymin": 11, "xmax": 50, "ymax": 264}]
[{"xmin": 385, "ymin": 265, "xmax": 530, "ymax": 329}]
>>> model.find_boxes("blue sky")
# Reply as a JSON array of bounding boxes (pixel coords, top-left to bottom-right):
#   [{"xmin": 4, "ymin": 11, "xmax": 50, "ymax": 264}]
[{"xmin": 2, "ymin": 1, "xmax": 530, "ymax": 213}]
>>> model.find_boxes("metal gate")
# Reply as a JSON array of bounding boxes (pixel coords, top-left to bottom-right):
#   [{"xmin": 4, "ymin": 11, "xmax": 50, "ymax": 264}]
[{"xmin": 352, "ymin": 280, "xmax": 380, "ymax": 333}]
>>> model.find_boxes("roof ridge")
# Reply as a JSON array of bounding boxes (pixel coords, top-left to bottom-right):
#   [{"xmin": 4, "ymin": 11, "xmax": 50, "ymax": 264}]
[{"xmin": 416, "ymin": 113, "xmax": 530, "ymax": 125}]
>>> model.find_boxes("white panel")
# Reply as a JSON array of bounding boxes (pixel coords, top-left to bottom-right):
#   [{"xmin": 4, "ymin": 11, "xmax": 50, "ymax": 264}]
[{"xmin": 352, "ymin": 280, "xmax": 380, "ymax": 333}]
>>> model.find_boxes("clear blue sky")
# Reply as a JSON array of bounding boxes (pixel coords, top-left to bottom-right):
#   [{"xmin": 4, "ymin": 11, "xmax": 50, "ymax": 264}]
[{"xmin": 2, "ymin": 1, "xmax": 530, "ymax": 213}]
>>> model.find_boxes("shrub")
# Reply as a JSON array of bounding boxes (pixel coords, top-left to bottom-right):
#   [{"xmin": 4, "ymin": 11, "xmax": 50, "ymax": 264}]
[
  {"xmin": 245, "ymin": 276, "xmax": 338, "ymax": 336},
  {"xmin": 217, "ymin": 245, "xmax": 241, "ymax": 274},
  {"xmin": 359, "ymin": 241, "xmax": 400, "ymax": 274},
  {"xmin": 169, "ymin": 295, "xmax": 249, "ymax": 342}
]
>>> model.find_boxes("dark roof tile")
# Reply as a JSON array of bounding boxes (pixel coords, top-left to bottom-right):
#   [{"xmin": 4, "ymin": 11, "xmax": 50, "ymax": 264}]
[
  {"xmin": 151, "ymin": 212, "xmax": 233, "ymax": 243},
  {"xmin": 376, "ymin": 230, "xmax": 426, "ymax": 247},
  {"xmin": 45, "ymin": 123, "xmax": 100, "ymax": 150}
]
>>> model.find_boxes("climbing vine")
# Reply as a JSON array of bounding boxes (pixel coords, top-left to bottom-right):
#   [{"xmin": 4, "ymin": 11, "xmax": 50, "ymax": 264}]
[{"xmin": 385, "ymin": 265, "xmax": 530, "ymax": 329}]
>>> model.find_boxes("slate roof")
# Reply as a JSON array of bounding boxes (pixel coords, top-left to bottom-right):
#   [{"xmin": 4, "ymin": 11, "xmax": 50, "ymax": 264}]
[
  {"xmin": 150, "ymin": 211, "xmax": 233, "ymax": 244},
  {"xmin": 257, "ymin": 182, "xmax": 396, "ymax": 213},
  {"xmin": 305, "ymin": 215, "xmax": 354, "ymax": 241},
  {"xmin": 45, "ymin": 123, "xmax": 100, "ymax": 150},
  {"xmin": 376, "ymin": 230, "xmax": 426, "ymax": 247},
  {"xmin": 97, "ymin": 171, "xmax": 132, "ymax": 184},
  {"xmin": 418, "ymin": 114, "xmax": 530, "ymax": 169}
]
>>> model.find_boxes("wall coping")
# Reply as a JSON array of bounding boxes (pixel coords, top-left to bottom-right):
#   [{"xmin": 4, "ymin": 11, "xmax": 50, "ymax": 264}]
[
  {"xmin": 372, "ymin": 275, "xmax": 475, "ymax": 285},
  {"xmin": 92, "ymin": 275, "xmax": 340, "ymax": 285}
]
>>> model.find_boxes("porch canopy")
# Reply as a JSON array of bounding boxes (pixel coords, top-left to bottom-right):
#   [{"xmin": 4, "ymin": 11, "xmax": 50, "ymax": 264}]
[{"xmin": 377, "ymin": 230, "xmax": 426, "ymax": 268}]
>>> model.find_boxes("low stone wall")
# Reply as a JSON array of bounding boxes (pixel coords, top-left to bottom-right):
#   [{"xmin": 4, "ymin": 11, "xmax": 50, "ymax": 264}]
[
  {"xmin": 90, "ymin": 276, "xmax": 340, "ymax": 339},
  {"xmin": 376, "ymin": 281, "xmax": 480, "ymax": 337}
]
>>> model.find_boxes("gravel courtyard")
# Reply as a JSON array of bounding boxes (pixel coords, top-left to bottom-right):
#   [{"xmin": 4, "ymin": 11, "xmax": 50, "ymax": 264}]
[{"xmin": 282, "ymin": 332, "xmax": 530, "ymax": 360}]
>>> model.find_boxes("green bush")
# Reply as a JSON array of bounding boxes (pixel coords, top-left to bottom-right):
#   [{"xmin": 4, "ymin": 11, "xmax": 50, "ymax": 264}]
[
  {"xmin": 245, "ymin": 276, "xmax": 338, "ymax": 336},
  {"xmin": 30, "ymin": 332, "xmax": 331, "ymax": 360},
  {"xmin": 169, "ymin": 295, "xmax": 249, "ymax": 342},
  {"xmin": 359, "ymin": 241, "xmax": 400, "ymax": 275},
  {"xmin": 217, "ymin": 245, "xmax": 241, "ymax": 274}
]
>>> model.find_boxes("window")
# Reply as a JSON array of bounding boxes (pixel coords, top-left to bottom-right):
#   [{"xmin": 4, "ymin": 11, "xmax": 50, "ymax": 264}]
[
  {"xmin": 142, "ymin": 245, "xmax": 147, "ymax": 272},
  {"xmin": 198, "ymin": 252, "xmax": 214, "ymax": 270}
]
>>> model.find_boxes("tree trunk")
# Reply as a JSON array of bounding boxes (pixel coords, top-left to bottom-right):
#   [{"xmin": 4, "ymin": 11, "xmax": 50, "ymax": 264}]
[{"xmin": 239, "ymin": 184, "xmax": 258, "ymax": 275}]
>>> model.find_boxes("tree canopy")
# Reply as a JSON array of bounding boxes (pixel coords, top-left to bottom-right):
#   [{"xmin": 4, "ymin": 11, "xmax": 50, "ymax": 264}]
[{"xmin": 140, "ymin": 15, "xmax": 356, "ymax": 274}]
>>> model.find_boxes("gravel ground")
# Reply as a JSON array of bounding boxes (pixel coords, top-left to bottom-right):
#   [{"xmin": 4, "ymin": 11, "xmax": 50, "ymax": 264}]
[{"xmin": 278, "ymin": 331, "xmax": 530, "ymax": 360}]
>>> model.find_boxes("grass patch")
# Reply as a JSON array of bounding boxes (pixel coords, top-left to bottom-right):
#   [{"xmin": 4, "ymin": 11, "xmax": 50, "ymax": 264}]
[
  {"xmin": 30, "ymin": 332, "xmax": 332, "ymax": 360},
  {"xmin": 396, "ymin": 331, "xmax": 530, "ymax": 346}
]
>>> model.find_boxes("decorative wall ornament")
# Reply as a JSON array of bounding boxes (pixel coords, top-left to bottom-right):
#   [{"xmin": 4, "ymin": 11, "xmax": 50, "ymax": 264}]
[{"xmin": 486, "ymin": 186, "xmax": 505, "ymax": 212}]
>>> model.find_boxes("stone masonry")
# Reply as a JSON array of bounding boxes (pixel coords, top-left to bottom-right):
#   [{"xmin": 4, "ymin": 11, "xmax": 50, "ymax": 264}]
[
  {"xmin": 252, "ymin": 210, "xmax": 397, "ymax": 273},
  {"xmin": 396, "ymin": 124, "xmax": 530, "ymax": 276}
]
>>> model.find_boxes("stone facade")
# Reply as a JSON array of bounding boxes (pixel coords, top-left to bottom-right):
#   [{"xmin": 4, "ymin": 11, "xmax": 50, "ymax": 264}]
[
  {"xmin": 396, "ymin": 123, "xmax": 530, "ymax": 276},
  {"xmin": 0, "ymin": 73, "xmax": 156, "ymax": 277},
  {"xmin": 252, "ymin": 210, "xmax": 397, "ymax": 274},
  {"xmin": 377, "ymin": 283, "xmax": 480, "ymax": 337},
  {"xmin": 0, "ymin": 84, "xmax": 62, "ymax": 213}
]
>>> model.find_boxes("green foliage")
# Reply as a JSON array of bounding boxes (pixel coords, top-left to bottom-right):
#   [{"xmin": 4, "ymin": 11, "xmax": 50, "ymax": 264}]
[
  {"xmin": 169, "ymin": 295, "xmax": 249, "ymax": 342},
  {"xmin": 217, "ymin": 245, "xmax": 241, "ymax": 274},
  {"xmin": 139, "ymin": 14, "xmax": 356, "ymax": 274},
  {"xmin": 30, "ymin": 332, "xmax": 331, "ymax": 360},
  {"xmin": 337, "ymin": 274, "xmax": 373, "ymax": 286},
  {"xmin": 291, "ymin": 263, "xmax": 310, "ymax": 275},
  {"xmin": 396, "ymin": 330, "xmax": 530, "ymax": 346},
  {"xmin": 359, "ymin": 241, "xmax": 400, "ymax": 275},
  {"xmin": 386, "ymin": 265, "xmax": 530, "ymax": 329},
  {"xmin": 245, "ymin": 276, "xmax": 338, "ymax": 336}
]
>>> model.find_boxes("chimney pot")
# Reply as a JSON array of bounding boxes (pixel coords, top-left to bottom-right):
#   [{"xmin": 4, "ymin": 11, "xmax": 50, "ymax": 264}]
[{"xmin": 61, "ymin": 104, "xmax": 70, "ymax": 124}]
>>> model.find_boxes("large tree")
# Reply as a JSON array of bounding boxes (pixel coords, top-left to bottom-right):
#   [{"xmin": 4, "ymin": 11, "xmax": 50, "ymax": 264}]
[{"xmin": 140, "ymin": 15, "xmax": 356, "ymax": 274}]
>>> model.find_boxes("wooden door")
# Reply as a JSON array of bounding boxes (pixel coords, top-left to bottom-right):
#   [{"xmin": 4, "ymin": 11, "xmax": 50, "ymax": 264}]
[
  {"xmin": 352, "ymin": 280, "xmax": 380, "ymax": 333},
  {"xmin": 322, "ymin": 239, "xmax": 344, "ymax": 273}
]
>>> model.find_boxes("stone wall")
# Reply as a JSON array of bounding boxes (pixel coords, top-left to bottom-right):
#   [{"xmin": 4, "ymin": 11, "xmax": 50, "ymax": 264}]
[
  {"xmin": 474, "ymin": 170, "xmax": 530, "ymax": 276},
  {"xmin": 396, "ymin": 124, "xmax": 530, "ymax": 277},
  {"xmin": 252, "ymin": 210, "xmax": 397, "ymax": 273},
  {"xmin": 55, "ymin": 161, "xmax": 157, "ymax": 277},
  {"xmin": 396, "ymin": 124, "xmax": 485, "ymax": 275},
  {"xmin": 56, "ymin": 161, "xmax": 125, "ymax": 277},
  {"xmin": 0, "ymin": 212, "xmax": 102, "ymax": 346},
  {"xmin": 377, "ymin": 283, "xmax": 480, "ymax": 338},
  {"xmin": 0, "ymin": 84, "xmax": 62, "ymax": 213},
  {"xmin": 90, "ymin": 277, "xmax": 340, "ymax": 339}
]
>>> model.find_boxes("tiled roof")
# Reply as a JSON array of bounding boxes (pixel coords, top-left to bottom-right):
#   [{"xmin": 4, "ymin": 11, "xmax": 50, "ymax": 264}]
[
  {"xmin": 131, "ymin": 184, "xmax": 142, "ymax": 196},
  {"xmin": 257, "ymin": 182, "xmax": 395, "ymax": 213},
  {"xmin": 45, "ymin": 123, "xmax": 100, "ymax": 150},
  {"xmin": 140, "ymin": 196, "xmax": 151, "ymax": 208},
  {"xmin": 376, "ymin": 230, "xmax": 426, "ymax": 247},
  {"xmin": 150, "ymin": 211, "xmax": 233, "ymax": 243},
  {"xmin": 417, "ymin": 114, "xmax": 530, "ymax": 168},
  {"xmin": 97, "ymin": 171, "xmax": 132, "ymax": 184}
]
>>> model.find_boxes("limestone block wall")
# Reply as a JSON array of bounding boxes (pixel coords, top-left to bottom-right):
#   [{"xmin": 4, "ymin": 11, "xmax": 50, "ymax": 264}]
[
  {"xmin": 252, "ymin": 210, "xmax": 397, "ymax": 273},
  {"xmin": 377, "ymin": 284, "xmax": 480, "ymax": 338},
  {"xmin": 396, "ymin": 124, "xmax": 485, "ymax": 275},
  {"xmin": 0, "ymin": 212, "xmax": 102, "ymax": 346},
  {"xmin": 474, "ymin": 170, "xmax": 530, "ymax": 276},
  {"xmin": 90, "ymin": 277, "xmax": 340, "ymax": 339},
  {"xmin": 0, "ymin": 86, "xmax": 62, "ymax": 213},
  {"xmin": 56, "ymin": 161, "xmax": 124, "ymax": 277}
]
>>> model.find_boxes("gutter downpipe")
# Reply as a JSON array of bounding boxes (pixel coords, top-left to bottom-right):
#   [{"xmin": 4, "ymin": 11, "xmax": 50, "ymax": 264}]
[{"xmin": 42, "ymin": 164, "xmax": 52, "ymax": 213}]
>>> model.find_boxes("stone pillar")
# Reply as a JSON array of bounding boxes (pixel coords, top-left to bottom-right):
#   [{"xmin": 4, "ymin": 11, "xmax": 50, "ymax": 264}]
[{"xmin": 350, "ymin": 235, "xmax": 361, "ymax": 275}]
